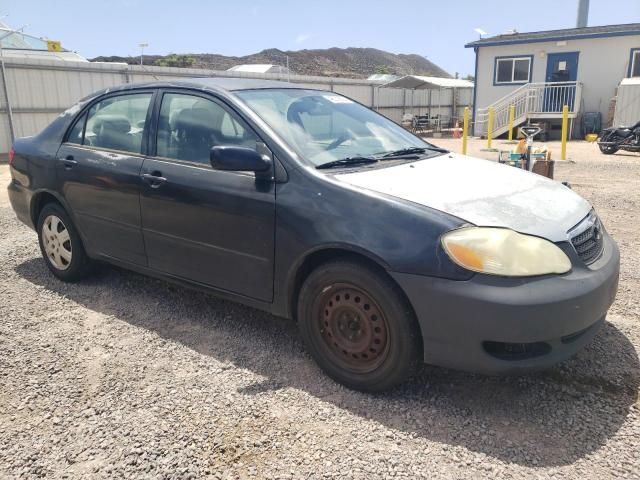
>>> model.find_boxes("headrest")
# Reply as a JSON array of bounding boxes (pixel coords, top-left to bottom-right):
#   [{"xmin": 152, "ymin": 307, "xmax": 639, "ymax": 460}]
[
  {"xmin": 92, "ymin": 115, "xmax": 131, "ymax": 135},
  {"xmin": 174, "ymin": 107, "xmax": 218, "ymax": 131}
]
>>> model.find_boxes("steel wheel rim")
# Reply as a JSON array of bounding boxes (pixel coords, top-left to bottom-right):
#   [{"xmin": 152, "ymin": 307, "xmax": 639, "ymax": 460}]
[
  {"xmin": 41, "ymin": 215, "xmax": 72, "ymax": 270},
  {"xmin": 316, "ymin": 284, "xmax": 389, "ymax": 373}
]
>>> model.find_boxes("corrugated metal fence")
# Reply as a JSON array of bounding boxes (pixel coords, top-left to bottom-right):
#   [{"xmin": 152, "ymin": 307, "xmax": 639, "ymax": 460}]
[{"xmin": 0, "ymin": 57, "xmax": 473, "ymax": 154}]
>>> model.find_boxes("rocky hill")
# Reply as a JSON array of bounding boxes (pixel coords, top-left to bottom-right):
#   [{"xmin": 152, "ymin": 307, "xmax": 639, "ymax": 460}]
[{"xmin": 91, "ymin": 47, "xmax": 451, "ymax": 79}]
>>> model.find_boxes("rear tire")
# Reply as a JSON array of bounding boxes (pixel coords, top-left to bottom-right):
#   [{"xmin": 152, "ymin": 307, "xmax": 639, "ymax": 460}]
[
  {"xmin": 37, "ymin": 203, "xmax": 93, "ymax": 282},
  {"xmin": 297, "ymin": 260, "xmax": 421, "ymax": 392}
]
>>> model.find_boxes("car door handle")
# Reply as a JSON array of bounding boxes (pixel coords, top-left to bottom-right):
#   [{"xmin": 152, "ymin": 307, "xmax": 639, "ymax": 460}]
[
  {"xmin": 141, "ymin": 172, "xmax": 167, "ymax": 188},
  {"xmin": 58, "ymin": 155, "xmax": 78, "ymax": 169}
]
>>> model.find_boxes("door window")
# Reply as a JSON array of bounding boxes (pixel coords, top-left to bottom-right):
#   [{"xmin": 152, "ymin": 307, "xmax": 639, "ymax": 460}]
[
  {"xmin": 156, "ymin": 93, "xmax": 259, "ymax": 164},
  {"xmin": 80, "ymin": 93, "xmax": 153, "ymax": 154}
]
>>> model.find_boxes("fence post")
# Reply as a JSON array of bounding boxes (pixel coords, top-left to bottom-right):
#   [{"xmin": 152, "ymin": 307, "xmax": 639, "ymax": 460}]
[
  {"xmin": 508, "ymin": 105, "xmax": 515, "ymax": 141},
  {"xmin": 561, "ymin": 104, "xmax": 569, "ymax": 160},
  {"xmin": 487, "ymin": 107, "xmax": 494, "ymax": 149},
  {"xmin": 462, "ymin": 107, "xmax": 469, "ymax": 155},
  {"xmin": 0, "ymin": 49, "xmax": 16, "ymax": 144}
]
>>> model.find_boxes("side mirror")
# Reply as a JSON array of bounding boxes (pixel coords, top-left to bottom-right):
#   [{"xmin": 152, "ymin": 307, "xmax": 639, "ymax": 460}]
[{"xmin": 210, "ymin": 146, "xmax": 271, "ymax": 172}]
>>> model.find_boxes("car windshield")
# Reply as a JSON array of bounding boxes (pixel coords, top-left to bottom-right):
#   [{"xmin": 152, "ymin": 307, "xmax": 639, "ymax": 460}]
[{"xmin": 235, "ymin": 88, "xmax": 440, "ymax": 167}]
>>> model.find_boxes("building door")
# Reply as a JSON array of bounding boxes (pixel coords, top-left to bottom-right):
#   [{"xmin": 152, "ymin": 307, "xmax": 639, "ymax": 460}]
[{"xmin": 544, "ymin": 52, "xmax": 579, "ymax": 112}]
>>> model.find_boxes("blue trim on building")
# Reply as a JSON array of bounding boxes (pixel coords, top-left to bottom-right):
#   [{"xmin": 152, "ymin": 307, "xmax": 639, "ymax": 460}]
[
  {"xmin": 465, "ymin": 29, "xmax": 640, "ymax": 49},
  {"xmin": 629, "ymin": 48, "xmax": 640, "ymax": 77},
  {"xmin": 492, "ymin": 55, "xmax": 534, "ymax": 86}
]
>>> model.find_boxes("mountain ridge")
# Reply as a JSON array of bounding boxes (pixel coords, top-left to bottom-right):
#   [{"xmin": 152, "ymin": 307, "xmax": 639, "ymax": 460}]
[{"xmin": 90, "ymin": 47, "xmax": 451, "ymax": 79}]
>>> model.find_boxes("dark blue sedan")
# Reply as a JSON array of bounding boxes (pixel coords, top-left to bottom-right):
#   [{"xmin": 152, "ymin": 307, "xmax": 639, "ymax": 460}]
[{"xmin": 7, "ymin": 78, "xmax": 619, "ymax": 391}]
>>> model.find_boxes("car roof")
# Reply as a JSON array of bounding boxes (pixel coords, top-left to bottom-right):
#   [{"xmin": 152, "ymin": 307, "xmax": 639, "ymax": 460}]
[{"xmin": 98, "ymin": 77, "xmax": 300, "ymax": 96}]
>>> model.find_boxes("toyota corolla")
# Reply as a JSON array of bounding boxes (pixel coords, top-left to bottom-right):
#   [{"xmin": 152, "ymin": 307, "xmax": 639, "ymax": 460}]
[{"xmin": 7, "ymin": 78, "xmax": 620, "ymax": 392}]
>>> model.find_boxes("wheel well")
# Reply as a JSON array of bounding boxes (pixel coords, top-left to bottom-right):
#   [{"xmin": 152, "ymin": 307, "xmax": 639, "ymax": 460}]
[
  {"xmin": 289, "ymin": 248, "xmax": 417, "ymax": 325},
  {"xmin": 31, "ymin": 192, "xmax": 62, "ymax": 226}
]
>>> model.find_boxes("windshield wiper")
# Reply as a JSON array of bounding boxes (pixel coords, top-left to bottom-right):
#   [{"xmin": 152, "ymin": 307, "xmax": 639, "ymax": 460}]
[
  {"xmin": 316, "ymin": 156, "xmax": 378, "ymax": 169},
  {"xmin": 380, "ymin": 146, "xmax": 448, "ymax": 158}
]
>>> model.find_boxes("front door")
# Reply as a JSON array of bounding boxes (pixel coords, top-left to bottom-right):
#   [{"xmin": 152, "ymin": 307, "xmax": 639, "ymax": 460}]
[
  {"xmin": 56, "ymin": 91, "xmax": 155, "ymax": 265},
  {"xmin": 544, "ymin": 52, "xmax": 579, "ymax": 112},
  {"xmin": 139, "ymin": 91, "xmax": 275, "ymax": 302}
]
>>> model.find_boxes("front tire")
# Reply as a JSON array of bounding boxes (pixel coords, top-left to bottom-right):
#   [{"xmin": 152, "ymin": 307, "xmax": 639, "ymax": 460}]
[
  {"xmin": 599, "ymin": 144, "xmax": 619, "ymax": 155},
  {"xmin": 37, "ymin": 203, "xmax": 92, "ymax": 281},
  {"xmin": 297, "ymin": 260, "xmax": 421, "ymax": 392},
  {"xmin": 599, "ymin": 134, "xmax": 619, "ymax": 155}
]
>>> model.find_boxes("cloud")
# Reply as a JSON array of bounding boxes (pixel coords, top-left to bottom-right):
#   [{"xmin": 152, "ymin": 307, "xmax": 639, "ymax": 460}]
[
  {"xmin": 250, "ymin": 6, "xmax": 259, "ymax": 16},
  {"xmin": 295, "ymin": 33, "xmax": 312, "ymax": 44}
]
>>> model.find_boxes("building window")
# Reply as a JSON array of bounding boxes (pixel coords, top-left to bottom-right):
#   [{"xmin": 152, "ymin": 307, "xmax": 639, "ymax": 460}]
[
  {"xmin": 630, "ymin": 49, "xmax": 640, "ymax": 77},
  {"xmin": 494, "ymin": 56, "xmax": 532, "ymax": 84}
]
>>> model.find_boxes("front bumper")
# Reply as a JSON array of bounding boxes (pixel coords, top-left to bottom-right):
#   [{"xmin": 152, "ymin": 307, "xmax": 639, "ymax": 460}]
[{"xmin": 391, "ymin": 233, "xmax": 620, "ymax": 374}]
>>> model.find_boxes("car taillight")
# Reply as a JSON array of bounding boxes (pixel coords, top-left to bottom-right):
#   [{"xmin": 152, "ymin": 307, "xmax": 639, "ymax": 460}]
[{"xmin": 8, "ymin": 147, "xmax": 15, "ymax": 165}]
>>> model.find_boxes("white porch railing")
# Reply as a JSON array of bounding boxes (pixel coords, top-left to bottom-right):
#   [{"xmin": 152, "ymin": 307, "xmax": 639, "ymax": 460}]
[{"xmin": 476, "ymin": 82, "xmax": 582, "ymax": 138}]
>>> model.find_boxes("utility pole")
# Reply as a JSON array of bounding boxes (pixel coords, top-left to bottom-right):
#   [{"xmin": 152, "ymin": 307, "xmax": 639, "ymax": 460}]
[
  {"xmin": 139, "ymin": 43, "xmax": 148, "ymax": 66},
  {"xmin": 286, "ymin": 55, "xmax": 290, "ymax": 82}
]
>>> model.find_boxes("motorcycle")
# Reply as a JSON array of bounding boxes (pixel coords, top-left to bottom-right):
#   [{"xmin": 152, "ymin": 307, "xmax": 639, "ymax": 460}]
[{"xmin": 598, "ymin": 120, "xmax": 640, "ymax": 154}]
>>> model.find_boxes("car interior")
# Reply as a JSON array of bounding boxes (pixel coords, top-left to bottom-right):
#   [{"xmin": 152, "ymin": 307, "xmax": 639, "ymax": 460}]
[{"xmin": 157, "ymin": 96, "xmax": 257, "ymax": 163}]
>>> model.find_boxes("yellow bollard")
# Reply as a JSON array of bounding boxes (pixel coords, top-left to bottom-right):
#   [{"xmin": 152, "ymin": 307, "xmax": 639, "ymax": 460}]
[
  {"xmin": 487, "ymin": 107, "xmax": 494, "ymax": 149},
  {"xmin": 462, "ymin": 107, "xmax": 469, "ymax": 155},
  {"xmin": 508, "ymin": 105, "xmax": 515, "ymax": 141},
  {"xmin": 561, "ymin": 104, "xmax": 569, "ymax": 160}
]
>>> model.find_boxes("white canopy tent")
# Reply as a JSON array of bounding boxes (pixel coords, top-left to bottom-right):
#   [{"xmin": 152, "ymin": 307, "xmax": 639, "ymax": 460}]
[
  {"xmin": 383, "ymin": 75, "xmax": 474, "ymax": 90},
  {"xmin": 382, "ymin": 75, "xmax": 474, "ymax": 130}
]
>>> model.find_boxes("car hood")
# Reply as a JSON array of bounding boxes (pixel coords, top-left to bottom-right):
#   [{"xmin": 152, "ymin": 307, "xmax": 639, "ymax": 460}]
[{"xmin": 335, "ymin": 153, "xmax": 591, "ymax": 242}]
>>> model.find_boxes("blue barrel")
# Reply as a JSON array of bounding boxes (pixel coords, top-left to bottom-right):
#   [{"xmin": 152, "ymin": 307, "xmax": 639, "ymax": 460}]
[{"xmin": 581, "ymin": 112, "xmax": 602, "ymax": 136}]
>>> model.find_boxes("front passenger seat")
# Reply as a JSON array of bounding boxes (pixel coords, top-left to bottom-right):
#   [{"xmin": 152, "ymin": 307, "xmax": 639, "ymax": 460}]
[
  {"xmin": 92, "ymin": 115, "xmax": 134, "ymax": 152},
  {"xmin": 174, "ymin": 108, "xmax": 221, "ymax": 163}
]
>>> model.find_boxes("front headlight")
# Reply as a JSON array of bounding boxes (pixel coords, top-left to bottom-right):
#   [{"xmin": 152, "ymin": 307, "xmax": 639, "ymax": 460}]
[{"xmin": 441, "ymin": 227, "xmax": 571, "ymax": 277}]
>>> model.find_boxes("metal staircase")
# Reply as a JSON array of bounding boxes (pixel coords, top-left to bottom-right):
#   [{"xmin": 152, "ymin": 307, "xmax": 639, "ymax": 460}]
[{"xmin": 475, "ymin": 81, "xmax": 582, "ymax": 138}]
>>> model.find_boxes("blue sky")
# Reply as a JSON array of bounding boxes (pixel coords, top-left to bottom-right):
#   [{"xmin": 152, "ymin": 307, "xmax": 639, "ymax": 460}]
[{"xmin": 2, "ymin": 0, "xmax": 639, "ymax": 76}]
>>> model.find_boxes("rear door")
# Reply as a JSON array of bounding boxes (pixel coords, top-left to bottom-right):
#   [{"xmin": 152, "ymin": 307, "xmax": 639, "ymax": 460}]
[
  {"xmin": 56, "ymin": 90, "xmax": 155, "ymax": 265},
  {"xmin": 139, "ymin": 90, "xmax": 276, "ymax": 301}
]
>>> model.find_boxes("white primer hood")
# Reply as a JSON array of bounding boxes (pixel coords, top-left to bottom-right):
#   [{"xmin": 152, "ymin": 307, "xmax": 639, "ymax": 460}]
[{"xmin": 336, "ymin": 153, "xmax": 592, "ymax": 242}]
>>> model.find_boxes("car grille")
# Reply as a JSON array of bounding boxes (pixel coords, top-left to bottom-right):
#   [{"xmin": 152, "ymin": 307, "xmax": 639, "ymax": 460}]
[{"xmin": 569, "ymin": 212, "xmax": 604, "ymax": 265}]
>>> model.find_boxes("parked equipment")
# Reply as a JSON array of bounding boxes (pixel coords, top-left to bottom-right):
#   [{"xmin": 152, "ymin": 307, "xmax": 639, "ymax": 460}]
[
  {"xmin": 598, "ymin": 120, "xmax": 640, "ymax": 154},
  {"xmin": 498, "ymin": 126, "xmax": 555, "ymax": 179},
  {"xmin": 519, "ymin": 126, "xmax": 539, "ymax": 168}
]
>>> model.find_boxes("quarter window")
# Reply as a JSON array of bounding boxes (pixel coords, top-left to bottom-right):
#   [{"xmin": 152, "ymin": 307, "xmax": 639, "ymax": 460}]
[
  {"xmin": 156, "ymin": 93, "xmax": 259, "ymax": 164},
  {"xmin": 83, "ymin": 93, "xmax": 153, "ymax": 154},
  {"xmin": 67, "ymin": 112, "xmax": 87, "ymax": 145},
  {"xmin": 495, "ymin": 57, "xmax": 531, "ymax": 84},
  {"xmin": 630, "ymin": 49, "xmax": 640, "ymax": 77}
]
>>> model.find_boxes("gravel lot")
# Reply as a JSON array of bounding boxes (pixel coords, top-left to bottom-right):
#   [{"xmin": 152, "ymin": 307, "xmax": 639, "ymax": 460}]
[{"xmin": 1, "ymin": 140, "xmax": 639, "ymax": 479}]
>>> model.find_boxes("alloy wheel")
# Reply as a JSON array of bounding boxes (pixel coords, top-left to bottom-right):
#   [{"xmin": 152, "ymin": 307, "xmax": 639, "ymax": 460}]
[{"xmin": 41, "ymin": 215, "xmax": 72, "ymax": 270}]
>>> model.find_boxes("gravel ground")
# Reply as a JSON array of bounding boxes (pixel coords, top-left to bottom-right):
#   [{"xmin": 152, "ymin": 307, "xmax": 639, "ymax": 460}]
[{"xmin": 0, "ymin": 141, "xmax": 639, "ymax": 479}]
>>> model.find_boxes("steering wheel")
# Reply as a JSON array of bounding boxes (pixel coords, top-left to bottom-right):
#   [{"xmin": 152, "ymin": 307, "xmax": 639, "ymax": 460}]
[{"xmin": 326, "ymin": 128, "xmax": 355, "ymax": 151}]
